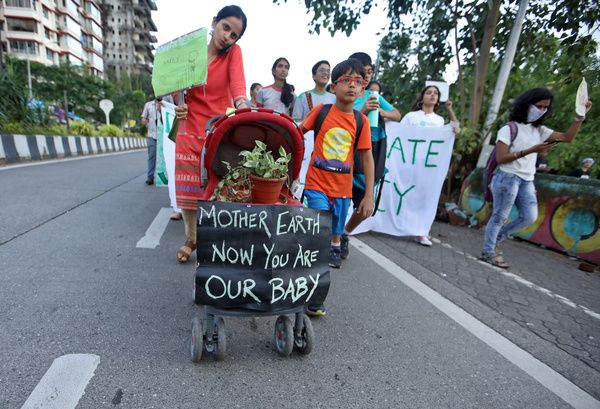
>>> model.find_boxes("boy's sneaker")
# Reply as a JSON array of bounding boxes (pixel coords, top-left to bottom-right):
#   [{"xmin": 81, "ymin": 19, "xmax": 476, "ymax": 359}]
[
  {"xmin": 329, "ymin": 247, "xmax": 342, "ymax": 268},
  {"xmin": 340, "ymin": 235, "xmax": 350, "ymax": 259},
  {"xmin": 414, "ymin": 235, "xmax": 432, "ymax": 246},
  {"xmin": 307, "ymin": 303, "xmax": 326, "ymax": 316}
]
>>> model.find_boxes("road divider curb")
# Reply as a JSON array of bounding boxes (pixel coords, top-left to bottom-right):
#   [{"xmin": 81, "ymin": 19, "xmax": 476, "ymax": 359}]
[{"xmin": 0, "ymin": 134, "xmax": 147, "ymax": 165}]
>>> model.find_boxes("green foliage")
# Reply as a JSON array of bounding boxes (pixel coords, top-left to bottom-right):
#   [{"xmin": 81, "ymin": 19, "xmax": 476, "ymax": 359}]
[
  {"xmin": 47, "ymin": 124, "xmax": 68, "ymax": 136},
  {"xmin": 98, "ymin": 124, "xmax": 124, "ymax": 137},
  {"xmin": 70, "ymin": 121, "xmax": 96, "ymax": 137},
  {"xmin": 212, "ymin": 162, "xmax": 252, "ymax": 202},
  {"xmin": 239, "ymin": 140, "xmax": 291, "ymax": 179}
]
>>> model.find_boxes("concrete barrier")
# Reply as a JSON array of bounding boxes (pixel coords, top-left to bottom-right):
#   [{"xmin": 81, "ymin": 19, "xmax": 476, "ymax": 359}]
[
  {"xmin": 460, "ymin": 168, "xmax": 600, "ymax": 264},
  {"xmin": 0, "ymin": 134, "xmax": 147, "ymax": 165}
]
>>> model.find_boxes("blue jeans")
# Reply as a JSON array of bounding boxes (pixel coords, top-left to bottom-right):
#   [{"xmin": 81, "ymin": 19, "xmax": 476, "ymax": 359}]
[
  {"xmin": 147, "ymin": 137, "xmax": 157, "ymax": 180},
  {"xmin": 482, "ymin": 170, "xmax": 538, "ymax": 255}
]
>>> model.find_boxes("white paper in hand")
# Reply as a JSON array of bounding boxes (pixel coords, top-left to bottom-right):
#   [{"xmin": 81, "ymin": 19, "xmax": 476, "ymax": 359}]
[{"xmin": 576, "ymin": 78, "xmax": 588, "ymax": 116}]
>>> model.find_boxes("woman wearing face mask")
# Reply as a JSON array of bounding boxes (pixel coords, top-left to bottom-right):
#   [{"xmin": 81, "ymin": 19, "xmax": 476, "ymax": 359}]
[
  {"xmin": 173, "ymin": 5, "xmax": 248, "ymax": 263},
  {"xmin": 256, "ymin": 57, "xmax": 296, "ymax": 116},
  {"xmin": 482, "ymin": 88, "xmax": 592, "ymax": 268}
]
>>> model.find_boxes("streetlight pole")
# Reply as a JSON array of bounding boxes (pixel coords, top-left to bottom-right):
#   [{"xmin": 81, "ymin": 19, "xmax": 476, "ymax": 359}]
[{"xmin": 26, "ymin": 43, "xmax": 33, "ymax": 100}]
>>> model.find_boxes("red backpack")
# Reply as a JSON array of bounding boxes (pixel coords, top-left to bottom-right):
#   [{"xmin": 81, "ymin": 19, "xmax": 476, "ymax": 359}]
[{"xmin": 483, "ymin": 122, "xmax": 518, "ymax": 202}]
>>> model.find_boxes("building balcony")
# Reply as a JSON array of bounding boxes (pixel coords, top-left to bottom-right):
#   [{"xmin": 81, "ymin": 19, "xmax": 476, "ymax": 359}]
[{"xmin": 3, "ymin": 6, "xmax": 38, "ymax": 20}]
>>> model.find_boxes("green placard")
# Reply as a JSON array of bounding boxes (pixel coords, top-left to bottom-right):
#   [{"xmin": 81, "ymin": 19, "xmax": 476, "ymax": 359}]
[{"xmin": 152, "ymin": 28, "xmax": 208, "ymax": 97}]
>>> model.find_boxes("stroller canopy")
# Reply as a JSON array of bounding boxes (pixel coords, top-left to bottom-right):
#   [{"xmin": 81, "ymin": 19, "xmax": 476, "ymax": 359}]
[{"xmin": 203, "ymin": 108, "xmax": 305, "ymax": 181}]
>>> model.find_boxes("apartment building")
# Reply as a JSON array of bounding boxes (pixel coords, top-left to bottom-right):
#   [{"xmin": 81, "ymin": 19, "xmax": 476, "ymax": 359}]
[
  {"xmin": 98, "ymin": 0, "xmax": 156, "ymax": 79},
  {"xmin": 0, "ymin": 0, "xmax": 105, "ymax": 77}
]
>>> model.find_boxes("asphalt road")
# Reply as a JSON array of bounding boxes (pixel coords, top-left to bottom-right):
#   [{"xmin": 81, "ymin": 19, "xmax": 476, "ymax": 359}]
[{"xmin": 1, "ymin": 151, "xmax": 598, "ymax": 409}]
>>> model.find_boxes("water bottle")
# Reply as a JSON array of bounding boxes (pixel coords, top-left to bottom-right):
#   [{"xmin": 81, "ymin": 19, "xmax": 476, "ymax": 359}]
[{"xmin": 367, "ymin": 90, "xmax": 379, "ymax": 128}]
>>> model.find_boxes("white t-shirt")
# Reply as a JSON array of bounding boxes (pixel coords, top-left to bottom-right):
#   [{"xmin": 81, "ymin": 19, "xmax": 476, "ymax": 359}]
[
  {"xmin": 292, "ymin": 90, "xmax": 335, "ymax": 121},
  {"xmin": 497, "ymin": 122, "xmax": 554, "ymax": 181},
  {"xmin": 256, "ymin": 85, "xmax": 296, "ymax": 115},
  {"xmin": 400, "ymin": 110, "xmax": 445, "ymax": 128}
]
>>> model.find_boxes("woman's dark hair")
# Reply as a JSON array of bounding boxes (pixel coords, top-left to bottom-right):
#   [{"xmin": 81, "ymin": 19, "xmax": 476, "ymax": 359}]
[
  {"xmin": 410, "ymin": 86, "xmax": 441, "ymax": 114},
  {"xmin": 331, "ymin": 58, "xmax": 366, "ymax": 83},
  {"xmin": 311, "ymin": 60, "xmax": 330, "ymax": 75},
  {"xmin": 348, "ymin": 52, "xmax": 372, "ymax": 67},
  {"xmin": 272, "ymin": 57, "xmax": 294, "ymax": 108},
  {"xmin": 216, "ymin": 5, "xmax": 247, "ymax": 37},
  {"xmin": 366, "ymin": 80, "xmax": 382, "ymax": 94},
  {"xmin": 510, "ymin": 87, "xmax": 554, "ymax": 126},
  {"xmin": 250, "ymin": 83, "xmax": 261, "ymax": 92}
]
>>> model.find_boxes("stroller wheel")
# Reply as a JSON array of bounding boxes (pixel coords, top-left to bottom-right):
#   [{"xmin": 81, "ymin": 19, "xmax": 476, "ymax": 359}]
[
  {"xmin": 274, "ymin": 315, "xmax": 294, "ymax": 357},
  {"xmin": 190, "ymin": 317, "xmax": 203, "ymax": 362},
  {"xmin": 213, "ymin": 317, "xmax": 226, "ymax": 361},
  {"xmin": 295, "ymin": 313, "xmax": 314, "ymax": 355}
]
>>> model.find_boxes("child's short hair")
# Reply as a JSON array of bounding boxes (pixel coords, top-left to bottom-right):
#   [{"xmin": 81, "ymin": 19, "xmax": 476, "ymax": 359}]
[
  {"xmin": 348, "ymin": 52, "xmax": 372, "ymax": 67},
  {"xmin": 331, "ymin": 59, "xmax": 366, "ymax": 83},
  {"xmin": 311, "ymin": 60, "xmax": 330, "ymax": 75}
]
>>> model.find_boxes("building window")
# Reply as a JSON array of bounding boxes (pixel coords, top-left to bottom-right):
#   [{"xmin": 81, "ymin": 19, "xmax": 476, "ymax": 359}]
[
  {"xmin": 9, "ymin": 40, "xmax": 39, "ymax": 56},
  {"xmin": 44, "ymin": 27, "xmax": 52, "ymax": 39},
  {"xmin": 6, "ymin": 17, "xmax": 38, "ymax": 33},
  {"xmin": 5, "ymin": 0, "xmax": 35, "ymax": 10},
  {"xmin": 46, "ymin": 48, "xmax": 55, "ymax": 63},
  {"xmin": 42, "ymin": 5, "xmax": 50, "ymax": 19}
]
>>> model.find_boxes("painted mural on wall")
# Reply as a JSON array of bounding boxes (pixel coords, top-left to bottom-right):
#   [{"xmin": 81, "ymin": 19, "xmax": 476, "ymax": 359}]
[{"xmin": 460, "ymin": 168, "xmax": 600, "ymax": 264}]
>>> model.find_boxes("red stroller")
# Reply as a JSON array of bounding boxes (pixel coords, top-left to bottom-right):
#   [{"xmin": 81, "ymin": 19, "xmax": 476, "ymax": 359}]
[{"xmin": 190, "ymin": 108, "xmax": 332, "ymax": 361}]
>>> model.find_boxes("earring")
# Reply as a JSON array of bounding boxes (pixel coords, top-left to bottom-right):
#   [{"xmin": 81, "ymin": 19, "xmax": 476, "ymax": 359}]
[{"xmin": 417, "ymin": 101, "xmax": 423, "ymax": 109}]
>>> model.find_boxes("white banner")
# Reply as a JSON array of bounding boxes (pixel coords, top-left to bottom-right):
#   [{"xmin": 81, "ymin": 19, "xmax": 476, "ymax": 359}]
[
  {"xmin": 298, "ymin": 122, "xmax": 455, "ymax": 237},
  {"xmin": 160, "ymin": 102, "xmax": 180, "ymax": 212}
]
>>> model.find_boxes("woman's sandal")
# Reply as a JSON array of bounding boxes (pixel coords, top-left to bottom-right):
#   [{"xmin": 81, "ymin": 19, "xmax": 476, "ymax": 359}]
[
  {"xmin": 177, "ymin": 240, "xmax": 196, "ymax": 263},
  {"xmin": 482, "ymin": 252, "xmax": 509, "ymax": 269}
]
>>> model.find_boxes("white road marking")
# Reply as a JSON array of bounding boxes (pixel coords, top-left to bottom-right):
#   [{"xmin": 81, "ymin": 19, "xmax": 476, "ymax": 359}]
[
  {"xmin": 21, "ymin": 354, "xmax": 99, "ymax": 409},
  {"xmin": 0, "ymin": 149, "xmax": 142, "ymax": 171},
  {"xmin": 353, "ymin": 238, "xmax": 600, "ymax": 409},
  {"xmin": 136, "ymin": 207, "xmax": 173, "ymax": 249}
]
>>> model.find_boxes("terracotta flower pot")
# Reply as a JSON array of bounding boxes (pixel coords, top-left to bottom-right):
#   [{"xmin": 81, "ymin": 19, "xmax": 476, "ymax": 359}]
[{"xmin": 250, "ymin": 174, "xmax": 286, "ymax": 204}]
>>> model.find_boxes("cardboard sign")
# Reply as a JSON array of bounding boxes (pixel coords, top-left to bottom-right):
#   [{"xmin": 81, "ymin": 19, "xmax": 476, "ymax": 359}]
[
  {"xmin": 152, "ymin": 28, "xmax": 208, "ymax": 97},
  {"xmin": 194, "ymin": 202, "xmax": 332, "ymax": 311},
  {"xmin": 426, "ymin": 81, "xmax": 449, "ymax": 102},
  {"xmin": 576, "ymin": 78, "xmax": 588, "ymax": 117}
]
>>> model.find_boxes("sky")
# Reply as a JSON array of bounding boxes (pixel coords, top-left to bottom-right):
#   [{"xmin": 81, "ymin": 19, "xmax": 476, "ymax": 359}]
[{"xmin": 151, "ymin": 0, "xmax": 392, "ymax": 97}]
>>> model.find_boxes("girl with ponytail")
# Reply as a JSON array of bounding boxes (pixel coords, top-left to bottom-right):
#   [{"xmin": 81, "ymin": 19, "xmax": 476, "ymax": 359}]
[{"xmin": 256, "ymin": 57, "xmax": 296, "ymax": 115}]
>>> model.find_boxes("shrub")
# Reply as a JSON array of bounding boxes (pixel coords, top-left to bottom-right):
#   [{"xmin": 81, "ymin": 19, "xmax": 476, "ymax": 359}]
[
  {"xmin": 71, "ymin": 121, "xmax": 95, "ymax": 137},
  {"xmin": 47, "ymin": 124, "xmax": 68, "ymax": 136},
  {"xmin": 98, "ymin": 124, "xmax": 123, "ymax": 137}
]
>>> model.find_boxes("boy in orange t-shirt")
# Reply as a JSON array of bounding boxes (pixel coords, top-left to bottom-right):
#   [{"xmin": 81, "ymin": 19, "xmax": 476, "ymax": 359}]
[{"xmin": 300, "ymin": 58, "xmax": 375, "ymax": 316}]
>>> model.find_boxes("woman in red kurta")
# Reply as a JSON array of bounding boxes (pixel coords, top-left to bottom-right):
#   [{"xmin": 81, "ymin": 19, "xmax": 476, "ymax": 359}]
[{"xmin": 174, "ymin": 5, "xmax": 248, "ymax": 263}]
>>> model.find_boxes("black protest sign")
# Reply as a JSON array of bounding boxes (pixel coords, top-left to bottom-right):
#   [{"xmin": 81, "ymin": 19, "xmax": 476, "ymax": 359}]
[{"xmin": 194, "ymin": 202, "xmax": 332, "ymax": 311}]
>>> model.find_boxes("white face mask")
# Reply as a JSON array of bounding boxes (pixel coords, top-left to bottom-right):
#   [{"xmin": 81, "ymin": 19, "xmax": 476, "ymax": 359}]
[{"xmin": 527, "ymin": 104, "xmax": 547, "ymax": 123}]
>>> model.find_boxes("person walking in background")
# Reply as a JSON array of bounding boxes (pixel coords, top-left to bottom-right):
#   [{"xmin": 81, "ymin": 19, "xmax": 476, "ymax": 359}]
[
  {"xmin": 292, "ymin": 60, "xmax": 335, "ymax": 121},
  {"xmin": 299, "ymin": 58, "xmax": 374, "ymax": 316},
  {"xmin": 400, "ymin": 85, "xmax": 461, "ymax": 246},
  {"xmin": 173, "ymin": 5, "xmax": 248, "ymax": 263},
  {"xmin": 141, "ymin": 95, "xmax": 173, "ymax": 185},
  {"xmin": 256, "ymin": 57, "xmax": 296, "ymax": 115},
  {"xmin": 247, "ymin": 82, "xmax": 261, "ymax": 107},
  {"xmin": 482, "ymin": 88, "xmax": 592, "ymax": 268},
  {"xmin": 568, "ymin": 158, "xmax": 594, "ymax": 178},
  {"xmin": 339, "ymin": 52, "xmax": 401, "ymax": 260}
]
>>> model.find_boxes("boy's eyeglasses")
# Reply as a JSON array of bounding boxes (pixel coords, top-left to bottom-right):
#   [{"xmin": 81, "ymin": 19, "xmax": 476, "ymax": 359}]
[
  {"xmin": 316, "ymin": 68, "xmax": 331, "ymax": 75},
  {"xmin": 335, "ymin": 76, "xmax": 366, "ymax": 86}
]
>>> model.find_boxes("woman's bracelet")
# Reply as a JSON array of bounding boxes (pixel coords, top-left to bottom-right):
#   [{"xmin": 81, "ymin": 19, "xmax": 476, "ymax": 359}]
[
  {"xmin": 574, "ymin": 116, "xmax": 585, "ymax": 122},
  {"xmin": 234, "ymin": 99, "xmax": 245, "ymax": 108}
]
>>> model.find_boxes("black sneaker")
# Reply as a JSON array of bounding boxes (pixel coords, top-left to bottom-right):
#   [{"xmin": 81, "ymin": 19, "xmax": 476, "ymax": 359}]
[
  {"xmin": 145, "ymin": 179, "xmax": 154, "ymax": 185},
  {"xmin": 307, "ymin": 302, "xmax": 326, "ymax": 316},
  {"xmin": 340, "ymin": 235, "xmax": 349, "ymax": 259},
  {"xmin": 329, "ymin": 247, "xmax": 342, "ymax": 269}
]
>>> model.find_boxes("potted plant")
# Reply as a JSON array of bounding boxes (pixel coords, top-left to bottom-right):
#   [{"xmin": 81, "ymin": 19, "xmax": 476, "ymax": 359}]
[{"xmin": 239, "ymin": 140, "xmax": 291, "ymax": 204}]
